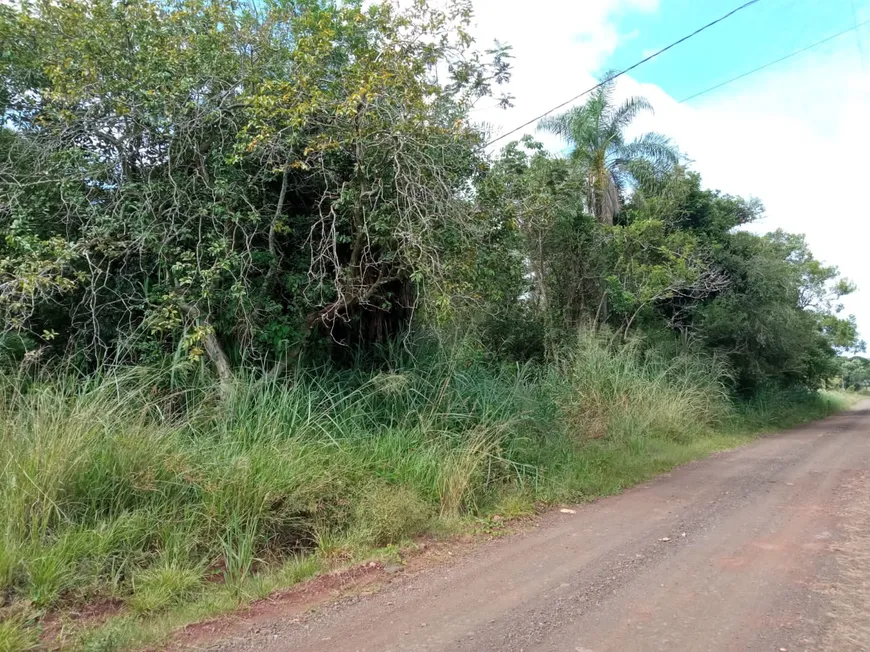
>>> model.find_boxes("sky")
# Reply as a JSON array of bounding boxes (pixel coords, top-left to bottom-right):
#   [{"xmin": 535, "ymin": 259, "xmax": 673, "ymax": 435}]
[{"xmin": 469, "ymin": 0, "xmax": 870, "ymax": 346}]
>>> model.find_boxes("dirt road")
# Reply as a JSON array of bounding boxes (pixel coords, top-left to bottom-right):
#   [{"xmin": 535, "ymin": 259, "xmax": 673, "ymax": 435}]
[{"xmin": 203, "ymin": 403, "xmax": 870, "ymax": 652}]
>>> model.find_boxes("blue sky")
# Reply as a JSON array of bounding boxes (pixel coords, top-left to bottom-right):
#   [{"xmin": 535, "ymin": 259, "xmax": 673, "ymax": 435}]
[
  {"xmin": 607, "ymin": 0, "xmax": 868, "ymax": 101},
  {"xmin": 473, "ymin": 0, "xmax": 870, "ymax": 346}
]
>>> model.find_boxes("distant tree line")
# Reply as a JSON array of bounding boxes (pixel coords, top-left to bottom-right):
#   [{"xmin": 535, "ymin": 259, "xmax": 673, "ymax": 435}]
[{"xmin": 841, "ymin": 357, "xmax": 870, "ymax": 390}]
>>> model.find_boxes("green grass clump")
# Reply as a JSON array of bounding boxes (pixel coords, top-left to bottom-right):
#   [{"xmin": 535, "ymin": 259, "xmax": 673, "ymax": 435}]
[
  {"xmin": 0, "ymin": 332, "xmax": 852, "ymax": 647},
  {"xmin": 728, "ymin": 386, "xmax": 851, "ymax": 432},
  {"xmin": 128, "ymin": 563, "xmax": 203, "ymax": 614},
  {"xmin": 0, "ymin": 617, "xmax": 38, "ymax": 652},
  {"xmin": 354, "ymin": 484, "xmax": 433, "ymax": 547},
  {"xmin": 490, "ymin": 490, "xmax": 536, "ymax": 519}
]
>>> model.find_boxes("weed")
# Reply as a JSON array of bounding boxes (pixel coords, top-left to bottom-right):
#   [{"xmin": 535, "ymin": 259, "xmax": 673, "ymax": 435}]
[
  {"xmin": 219, "ymin": 515, "xmax": 259, "ymax": 591},
  {"xmin": 0, "ymin": 540, "xmax": 22, "ymax": 595},
  {"xmin": 438, "ymin": 427, "xmax": 500, "ymax": 516},
  {"xmin": 79, "ymin": 619, "xmax": 127, "ymax": 652},
  {"xmin": 491, "ymin": 490, "xmax": 536, "ymax": 520},
  {"xmin": 0, "ymin": 617, "xmax": 37, "ymax": 652},
  {"xmin": 25, "ymin": 551, "xmax": 75, "ymax": 609}
]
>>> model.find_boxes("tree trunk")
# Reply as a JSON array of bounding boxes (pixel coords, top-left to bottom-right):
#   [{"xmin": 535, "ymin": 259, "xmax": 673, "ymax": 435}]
[
  {"xmin": 202, "ymin": 326, "xmax": 233, "ymax": 399},
  {"xmin": 266, "ymin": 167, "xmax": 290, "ymax": 286},
  {"xmin": 179, "ymin": 302, "xmax": 234, "ymax": 399}
]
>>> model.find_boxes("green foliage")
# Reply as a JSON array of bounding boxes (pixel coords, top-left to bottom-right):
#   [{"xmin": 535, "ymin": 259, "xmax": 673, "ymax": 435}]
[
  {"xmin": 557, "ymin": 333, "xmax": 729, "ymax": 441},
  {"xmin": 841, "ymin": 356, "xmax": 870, "ymax": 390},
  {"xmin": 606, "ymin": 218, "xmax": 726, "ymax": 333},
  {"xmin": 1, "ymin": 0, "xmax": 858, "ymax": 395},
  {"xmin": 353, "ymin": 484, "xmax": 432, "ymax": 547},
  {"xmin": 0, "ymin": 343, "xmax": 545, "ymax": 609},
  {"xmin": 696, "ymin": 229, "xmax": 858, "ymax": 391},
  {"xmin": 0, "ymin": 335, "xmax": 730, "ymax": 609},
  {"xmin": 538, "ymin": 73, "xmax": 679, "ymax": 225},
  {"xmin": 0, "ymin": 0, "xmax": 511, "ymax": 375},
  {"xmin": 476, "ymin": 143, "xmax": 859, "ymax": 391},
  {"xmin": 0, "ymin": 335, "xmax": 852, "ymax": 646},
  {"xmin": 728, "ymin": 386, "xmax": 850, "ymax": 432},
  {"xmin": 0, "ymin": 0, "xmax": 863, "ymax": 644},
  {"xmin": 474, "ymin": 139, "xmax": 607, "ymax": 350}
]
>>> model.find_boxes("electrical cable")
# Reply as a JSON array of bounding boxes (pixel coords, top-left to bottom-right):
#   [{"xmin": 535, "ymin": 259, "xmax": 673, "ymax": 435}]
[
  {"xmin": 678, "ymin": 17, "xmax": 870, "ymax": 103},
  {"xmin": 484, "ymin": 0, "xmax": 764, "ymax": 147}
]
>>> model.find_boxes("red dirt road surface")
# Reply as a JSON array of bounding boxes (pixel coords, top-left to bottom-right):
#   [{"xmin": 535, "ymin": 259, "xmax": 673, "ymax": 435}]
[{"xmin": 196, "ymin": 402, "xmax": 870, "ymax": 652}]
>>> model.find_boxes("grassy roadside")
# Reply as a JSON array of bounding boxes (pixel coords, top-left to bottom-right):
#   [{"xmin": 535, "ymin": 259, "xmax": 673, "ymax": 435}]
[{"xmin": 0, "ymin": 337, "xmax": 856, "ymax": 651}]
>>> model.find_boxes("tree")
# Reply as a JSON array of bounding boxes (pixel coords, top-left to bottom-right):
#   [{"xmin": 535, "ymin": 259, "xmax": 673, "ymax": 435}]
[
  {"xmin": 696, "ymin": 230, "xmax": 859, "ymax": 391},
  {"xmin": 621, "ymin": 168, "xmax": 861, "ymax": 391},
  {"xmin": 606, "ymin": 219, "xmax": 727, "ymax": 336},
  {"xmin": 0, "ymin": 0, "xmax": 511, "ymax": 385},
  {"xmin": 476, "ymin": 138, "xmax": 611, "ymax": 352},
  {"xmin": 537, "ymin": 75, "xmax": 678, "ymax": 225},
  {"xmin": 1, "ymin": 0, "xmax": 860, "ymax": 397},
  {"xmin": 841, "ymin": 356, "xmax": 870, "ymax": 390}
]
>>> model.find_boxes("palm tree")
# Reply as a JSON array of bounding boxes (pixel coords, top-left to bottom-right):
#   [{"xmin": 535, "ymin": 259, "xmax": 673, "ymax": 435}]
[{"xmin": 538, "ymin": 75, "xmax": 678, "ymax": 225}]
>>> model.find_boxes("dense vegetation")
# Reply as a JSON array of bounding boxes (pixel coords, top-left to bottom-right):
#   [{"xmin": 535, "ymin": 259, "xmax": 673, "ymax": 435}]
[
  {"xmin": 841, "ymin": 356, "xmax": 870, "ymax": 391},
  {"xmin": 0, "ymin": 0, "xmax": 863, "ymax": 648}
]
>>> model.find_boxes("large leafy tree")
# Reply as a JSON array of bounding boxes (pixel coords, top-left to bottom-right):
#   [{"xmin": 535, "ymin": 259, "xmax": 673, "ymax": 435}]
[
  {"xmin": 475, "ymin": 139, "xmax": 606, "ymax": 353},
  {"xmin": 696, "ymin": 230, "xmax": 858, "ymax": 392},
  {"xmin": 626, "ymin": 170, "xmax": 860, "ymax": 391},
  {"xmin": 478, "ymin": 141, "xmax": 720, "ymax": 348},
  {"xmin": 538, "ymin": 75, "xmax": 678, "ymax": 225},
  {"xmin": 477, "ymin": 150, "xmax": 861, "ymax": 392},
  {"xmin": 0, "ymin": 0, "xmax": 860, "ymax": 397},
  {"xmin": 0, "ymin": 0, "xmax": 510, "ymax": 386}
]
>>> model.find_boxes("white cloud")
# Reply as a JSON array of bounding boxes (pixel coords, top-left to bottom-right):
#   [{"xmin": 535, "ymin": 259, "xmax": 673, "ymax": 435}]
[
  {"xmin": 470, "ymin": 0, "xmax": 658, "ymax": 141},
  {"xmin": 471, "ymin": 1, "xmax": 870, "ymax": 344}
]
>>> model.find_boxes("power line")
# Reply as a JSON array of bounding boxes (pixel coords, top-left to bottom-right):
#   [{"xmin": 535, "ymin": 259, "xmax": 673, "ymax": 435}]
[
  {"xmin": 484, "ymin": 0, "xmax": 763, "ymax": 147},
  {"xmin": 678, "ymin": 18, "xmax": 870, "ymax": 103}
]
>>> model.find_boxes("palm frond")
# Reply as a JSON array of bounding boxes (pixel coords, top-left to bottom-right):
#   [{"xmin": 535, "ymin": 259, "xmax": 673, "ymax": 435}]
[
  {"xmin": 616, "ymin": 159, "xmax": 657, "ymax": 192},
  {"xmin": 608, "ymin": 96, "xmax": 653, "ymax": 133},
  {"xmin": 620, "ymin": 159, "xmax": 663, "ymax": 192},
  {"xmin": 616, "ymin": 132, "xmax": 679, "ymax": 172},
  {"xmin": 537, "ymin": 72, "xmax": 675, "ymax": 223},
  {"xmin": 594, "ymin": 70, "xmax": 618, "ymax": 105},
  {"xmin": 538, "ymin": 108, "xmax": 581, "ymax": 143}
]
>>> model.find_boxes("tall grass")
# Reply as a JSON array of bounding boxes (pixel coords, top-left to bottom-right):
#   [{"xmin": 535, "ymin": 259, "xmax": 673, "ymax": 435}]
[
  {"xmin": 557, "ymin": 335, "xmax": 730, "ymax": 440},
  {"xmin": 0, "ymin": 333, "xmax": 849, "ymax": 648}
]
